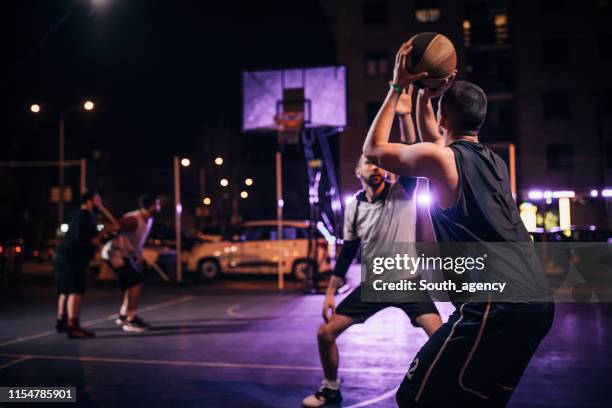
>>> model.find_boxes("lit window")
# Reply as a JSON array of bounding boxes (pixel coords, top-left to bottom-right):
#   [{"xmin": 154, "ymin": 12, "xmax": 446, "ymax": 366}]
[
  {"xmin": 415, "ymin": 0, "xmax": 440, "ymax": 23},
  {"xmin": 364, "ymin": 51, "xmax": 389, "ymax": 77},
  {"xmin": 463, "ymin": 19, "xmax": 471, "ymax": 46},
  {"xmin": 494, "ymin": 13, "xmax": 509, "ymax": 45},
  {"xmin": 415, "ymin": 8, "xmax": 440, "ymax": 23}
]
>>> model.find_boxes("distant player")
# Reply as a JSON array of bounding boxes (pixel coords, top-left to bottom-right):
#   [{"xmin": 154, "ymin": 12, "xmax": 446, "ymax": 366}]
[
  {"xmin": 54, "ymin": 191, "xmax": 103, "ymax": 339},
  {"xmin": 302, "ymin": 86, "xmax": 442, "ymax": 407},
  {"xmin": 363, "ymin": 41, "xmax": 554, "ymax": 407},
  {"xmin": 102, "ymin": 194, "xmax": 160, "ymax": 332}
]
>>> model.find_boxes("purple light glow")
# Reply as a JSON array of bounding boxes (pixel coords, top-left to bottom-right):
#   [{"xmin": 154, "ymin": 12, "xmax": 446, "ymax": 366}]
[{"xmin": 528, "ymin": 190, "xmax": 543, "ymax": 200}]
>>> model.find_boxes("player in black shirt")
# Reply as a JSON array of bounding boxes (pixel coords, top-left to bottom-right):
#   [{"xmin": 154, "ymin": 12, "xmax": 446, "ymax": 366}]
[
  {"xmin": 363, "ymin": 41, "xmax": 554, "ymax": 407},
  {"xmin": 53, "ymin": 191, "xmax": 103, "ymax": 339}
]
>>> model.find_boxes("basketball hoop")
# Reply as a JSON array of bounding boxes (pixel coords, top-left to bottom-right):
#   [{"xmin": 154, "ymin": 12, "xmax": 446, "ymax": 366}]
[{"xmin": 275, "ymin": 111, "xmax": 304, "ymax": 145}]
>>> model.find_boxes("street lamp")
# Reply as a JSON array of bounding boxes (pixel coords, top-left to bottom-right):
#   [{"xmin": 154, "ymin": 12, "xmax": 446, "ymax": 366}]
[
  {"xmin": 214, "ymin": 157, "xmax": 223, "ymax": 166},
  {"xmin": 30, "ymin": 99, "xmax": 95, "ymax": 224},
  {"xmin": 180, "ymin": 158, "xmax": 191, "ymax": 167},
  {"xmin": 203, "ymin": 197, "xmax": 212, "ymax": 205},
  {"xmin": 220, "ymin": 178, "xmax": 229, "ymax": 187},
  {"xmin": 245, "ymin": 178, "xmax": 253, "ymax": 186},
  {"xmin": 240, "ymin": 191, "xmax": 248, "ymax": 199},
  {"xmin": 83, "ymin": 100, "xmax": 95, "ymax": 111}
]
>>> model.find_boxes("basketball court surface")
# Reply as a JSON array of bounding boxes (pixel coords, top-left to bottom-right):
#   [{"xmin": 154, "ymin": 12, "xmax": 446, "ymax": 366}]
[{"xmin": 1, "ymin": 266, "xmax": 610, "ymax": 408}]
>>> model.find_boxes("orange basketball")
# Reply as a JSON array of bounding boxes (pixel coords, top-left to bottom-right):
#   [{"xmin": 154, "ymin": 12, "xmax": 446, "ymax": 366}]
[{"xmin": 405, "ymin": 32, "xmax": 457, "ymax": 89}]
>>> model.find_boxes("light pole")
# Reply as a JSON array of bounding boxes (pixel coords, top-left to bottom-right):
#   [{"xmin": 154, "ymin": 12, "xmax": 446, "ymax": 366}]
[
  {"xmin": 31, "ymin": 100, "xmax": 95, "ymax": 224},
  {"xmin": 173, "ymin": 156, "xmax": 191, "ymax": 283}
]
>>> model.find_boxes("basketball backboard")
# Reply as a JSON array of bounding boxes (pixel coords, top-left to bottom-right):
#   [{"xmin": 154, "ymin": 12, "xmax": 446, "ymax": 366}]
[{"xmin": 242, "ymin": 66, "xmax": 346, "ymax": 132}]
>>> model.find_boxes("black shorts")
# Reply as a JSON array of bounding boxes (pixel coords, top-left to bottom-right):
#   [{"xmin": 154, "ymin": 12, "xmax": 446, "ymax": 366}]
[
  {"xmin": 105, "ymin": 258, "xmax": 145, "ymax": 291},
  {"xmin": 335, "ymin": 285, "xmax": 439, "ymax": 327},
  {"xmin": 54, "ymin": 258, "xmax": 88, "ymax": 295},
  {"xmin": 396, "ymin": 301, "xmax": 555, "ymax": 408}
]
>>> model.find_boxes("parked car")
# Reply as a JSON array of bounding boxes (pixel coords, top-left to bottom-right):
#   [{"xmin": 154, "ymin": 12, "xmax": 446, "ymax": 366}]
[{"xmin": 186, "ymin": 220, "xmax": 336, "ymax": 280}]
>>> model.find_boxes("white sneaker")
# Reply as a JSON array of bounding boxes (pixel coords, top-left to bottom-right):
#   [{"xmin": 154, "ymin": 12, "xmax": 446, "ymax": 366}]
[{"xmin": 302, "ymin": 380, "xmax": 342, "ymax": 407}]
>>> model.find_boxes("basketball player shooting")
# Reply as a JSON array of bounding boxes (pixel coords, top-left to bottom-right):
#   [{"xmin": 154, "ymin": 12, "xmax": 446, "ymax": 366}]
[{"xmin": 363, "ymin": 40, "xmax": 554, "ymax": 407}]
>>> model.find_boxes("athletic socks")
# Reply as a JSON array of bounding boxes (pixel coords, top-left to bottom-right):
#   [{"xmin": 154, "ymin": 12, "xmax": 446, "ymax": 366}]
[{"xmin": 324, "ymin": 378, "xmax": 341, "ymax": 390}]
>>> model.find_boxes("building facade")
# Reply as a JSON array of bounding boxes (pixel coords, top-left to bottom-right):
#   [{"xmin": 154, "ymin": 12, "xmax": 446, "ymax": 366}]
[{"xmin": 326, "ymin": 0, "xmax": 611, "ymax": 228}]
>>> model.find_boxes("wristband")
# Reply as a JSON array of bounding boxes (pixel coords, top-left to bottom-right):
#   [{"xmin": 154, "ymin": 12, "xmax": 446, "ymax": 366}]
[{"xmin": 390, "ymin": 82, "xmax": 404, "ymax": 94}]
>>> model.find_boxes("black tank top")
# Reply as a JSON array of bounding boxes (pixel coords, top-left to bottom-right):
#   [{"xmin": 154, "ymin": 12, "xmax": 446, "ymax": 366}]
[
  {"xmin": 431, "ymin": 140, "xmax": 528, "ymax": 242},
  {"xmin": 431, "ymin": 140, "xmax": 550, "ymax": 302}
]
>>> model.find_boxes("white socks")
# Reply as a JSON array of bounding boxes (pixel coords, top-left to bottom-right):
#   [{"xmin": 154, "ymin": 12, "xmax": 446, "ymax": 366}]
[{"xmin": 324, "ymin": 379, "xmax": 340, "ymax": 390}]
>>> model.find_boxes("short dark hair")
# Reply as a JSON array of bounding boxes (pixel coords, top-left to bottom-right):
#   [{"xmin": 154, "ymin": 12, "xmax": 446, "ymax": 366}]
[
  {"xmin": 79, "ymin": 190, "xmax": 99, "ymax": 205},
  {"xmin": 139, "ymin": 194, "xmax": 158, "ymax": 209},
  {"xmin": 440, "ymin": 81, "xmax": 487, "ymax": 134}
]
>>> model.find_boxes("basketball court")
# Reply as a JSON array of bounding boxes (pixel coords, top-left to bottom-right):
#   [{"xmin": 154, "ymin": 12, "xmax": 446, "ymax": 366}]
[{"xmin": 1, "ymin": 266, "xmax": 610, "ymax": 407}]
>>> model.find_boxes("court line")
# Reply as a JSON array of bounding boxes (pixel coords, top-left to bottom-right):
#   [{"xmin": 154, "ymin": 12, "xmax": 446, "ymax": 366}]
[
  {"xmin": 0, "ymin": 295, "xmax": 195, "ymax": 348},
  {"xmin": 344, "ymin": 387, "xmax": 399, "ymax": 408},
  {"xmin": 0, "ymin": 352, "xmax": 408, "ymax": 375},
  {"xmin": 0, "ymin": 356, "xmax": 31, "ymax": 371},
  {"xmin": 226, "ymin": 304, "xmax": 246, "ymax": 318}
]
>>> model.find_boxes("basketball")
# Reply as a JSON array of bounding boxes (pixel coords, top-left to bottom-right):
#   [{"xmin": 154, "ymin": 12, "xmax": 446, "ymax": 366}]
[{"xmin": 405, "ymin": 32, "xmax": 457, "ymax": 89}]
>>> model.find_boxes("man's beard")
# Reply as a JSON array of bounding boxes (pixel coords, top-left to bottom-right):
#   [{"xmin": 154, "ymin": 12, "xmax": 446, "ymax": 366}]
[{"xmin": 366, "ymin": 173, "xmax": 384, "ymax": 187}]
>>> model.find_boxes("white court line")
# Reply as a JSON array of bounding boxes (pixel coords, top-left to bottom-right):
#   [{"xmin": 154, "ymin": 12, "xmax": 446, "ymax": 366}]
[
  {"xmin": 0, "ymin": 295, "xmax": 195, "ymax": 348},
  {"xmin": 344, "ymin": 387, "xmax": 399, "ymax": 408},
  {"xmin": 0, "ymin": 356, "xmax": 31, "ymax": 371},
  {"xmin": 0, "ymin": 352, "xmax": 407, "ymax": 375},
  {"xmin": 226, "ymin": 304, "xmax": 246, "ymax": 318}
]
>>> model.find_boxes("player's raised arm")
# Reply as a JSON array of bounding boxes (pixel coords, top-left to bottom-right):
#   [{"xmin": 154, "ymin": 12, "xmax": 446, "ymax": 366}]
[
  {"xmin": 415, "ymin": 75, "xmax": 455, "ymax": 146},
  {"xmin": 362, "ymin": 43, "xmax": 446, "ymax": 179},
  {"xmin": 396, "ymin": 84, "xmax": 417, "ymax": 144}
]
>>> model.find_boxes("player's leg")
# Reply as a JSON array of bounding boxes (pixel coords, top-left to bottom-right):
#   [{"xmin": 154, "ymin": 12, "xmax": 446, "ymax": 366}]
[
  {"xmin": 317, "ymin": 313, "xmax": 355, "ymax": 381},
  {"xmin": 118, "ymin": 290, "xmax": 129, "ymax": 321},
  {"xmin": 303, "ymin": 287, "xmax": 382, "ymax": 407},
  {"xmin": 60, "ymin": 261, "xmax": 94, "ymax": 339},
  {"xmin": 56, "ymin": 294, "xmax": 67, "ymax": 332},
  {"xmin": 414, "ymin": 313, "xmax": 442, "ymax": 336},
  {"xmin": 54, "ymin": 258, "xmax": 69, "ymax": 332},
  {"xmin": 396, "ymin": 302, "xmax": 491, "ymax": 407},
  {"xmin": 486, "ymin": 302, "xmax": 555, "ymax": 407},
  {"xmin": 127, "ymin": 282, "xmax": 143, "ymax": 318},
  {"xmin": 399, "ymin": 298, "xmax": 443, "ymax": 337},
  {"xmin": 111, "ymin": 258, "xmax": 149, "ymax": 332}
]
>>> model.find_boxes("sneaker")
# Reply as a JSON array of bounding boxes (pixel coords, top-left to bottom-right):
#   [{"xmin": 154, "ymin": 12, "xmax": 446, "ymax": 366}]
[
  {"xmin": 66, "ymin": 326, "xmax": 95, "ymax": 339},
  {"xmin": 122, "ymin": 316, "xmax": 150, "ymax": 332},
  {"xmin": 115, "ymin": 314, "xmax": 127, "ymax": 326},
  {"xmin": 302, "ymin": 381, "xmax": 342, "ymax": 407},
  {"xmin": 56, "ymin": 316, "xmax": 68, "ymax": 333}
]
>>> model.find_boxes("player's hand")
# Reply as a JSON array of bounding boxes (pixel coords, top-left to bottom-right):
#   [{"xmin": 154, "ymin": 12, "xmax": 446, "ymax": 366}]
[
  {"xmin": 392, "ymin": 42, "xmax": 428, "ymax": 89},
  {"xmin": 418, "ymin": 70, "xmax": 457, "ymax": 99},
  {"xmin": 322, "ymin": 294, "xmax": 336, "ymax": 323},
  {"xmin": 396, "ymin": 84, "xmax": 414, "ymax": 115}
]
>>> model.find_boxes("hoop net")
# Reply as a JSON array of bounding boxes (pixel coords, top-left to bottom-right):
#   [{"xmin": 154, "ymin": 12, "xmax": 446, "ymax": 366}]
[{"xmin": 275, "ymin": 111, "xmax": 304, "ymax": 145}]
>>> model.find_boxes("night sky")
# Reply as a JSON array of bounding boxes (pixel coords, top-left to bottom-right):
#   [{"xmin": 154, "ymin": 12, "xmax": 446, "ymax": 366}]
[{"xmin": 2, "ymin": 0, "xmax": 337, "ymax": 238}]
